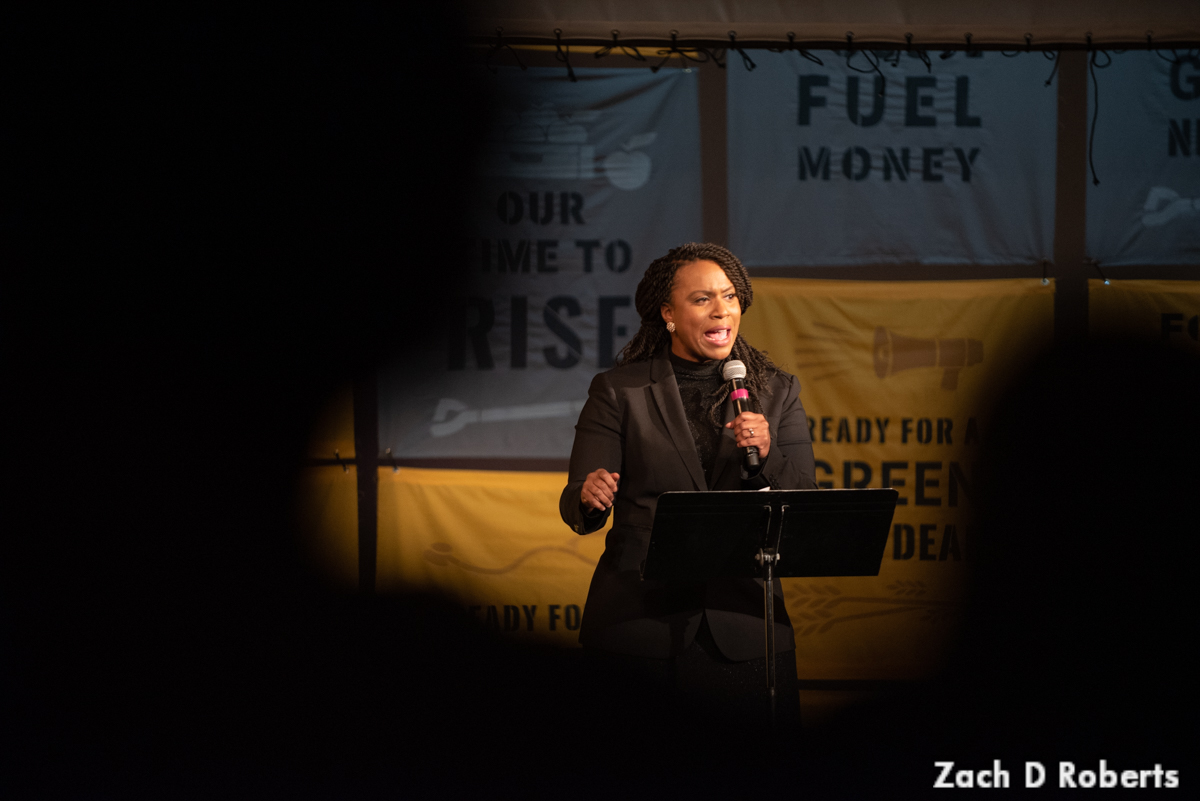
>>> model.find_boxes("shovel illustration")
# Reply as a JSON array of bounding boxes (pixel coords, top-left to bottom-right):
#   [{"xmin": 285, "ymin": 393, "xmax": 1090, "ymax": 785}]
[{"xmin": 430, "ymin": 398, "xmax": 587, "ymax": 437}]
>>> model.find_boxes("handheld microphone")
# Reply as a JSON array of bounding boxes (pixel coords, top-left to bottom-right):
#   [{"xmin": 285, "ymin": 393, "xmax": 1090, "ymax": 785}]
[{"xmin": 722, "ymin": 360, "xmax": 759, "ymax": 468}]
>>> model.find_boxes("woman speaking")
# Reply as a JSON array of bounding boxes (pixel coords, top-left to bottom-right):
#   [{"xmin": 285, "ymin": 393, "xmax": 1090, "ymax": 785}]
[{"xmin": 559, "ymin": 242, "xmax": 817, "ymax": 720}]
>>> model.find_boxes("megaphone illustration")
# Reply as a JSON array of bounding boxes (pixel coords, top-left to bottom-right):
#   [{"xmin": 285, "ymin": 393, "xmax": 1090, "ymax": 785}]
[{"xmin": 873, "ymin": 327, "xmax": 983, "ymax": 390}]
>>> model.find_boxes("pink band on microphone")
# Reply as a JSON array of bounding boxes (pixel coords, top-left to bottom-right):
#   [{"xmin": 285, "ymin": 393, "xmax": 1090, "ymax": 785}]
[{"xmin": 730, "ymin": 388, "xmax": 749, "ymax": 401}]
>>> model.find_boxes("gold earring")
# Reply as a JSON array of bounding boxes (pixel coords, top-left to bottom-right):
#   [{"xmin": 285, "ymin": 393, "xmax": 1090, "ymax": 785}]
[{"xmin": 666, "ymin": 322, "xmax": 676, "ymax": 333}]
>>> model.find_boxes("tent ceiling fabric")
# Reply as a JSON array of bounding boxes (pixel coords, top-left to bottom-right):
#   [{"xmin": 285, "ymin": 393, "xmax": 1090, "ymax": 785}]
[{"xmin": 465, "ymin": 1, "xmax": 1200, "ymax": 47}]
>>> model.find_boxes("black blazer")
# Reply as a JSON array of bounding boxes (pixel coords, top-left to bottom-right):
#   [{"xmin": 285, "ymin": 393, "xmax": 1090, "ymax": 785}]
[{"xmin": 559, "ymin": 349, "xmax": 818, "ymax": 660}]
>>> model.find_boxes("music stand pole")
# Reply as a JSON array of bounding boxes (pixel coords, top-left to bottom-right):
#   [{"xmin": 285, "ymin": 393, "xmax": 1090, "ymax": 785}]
[
  {"xmin": 756, "ymin": 501, "xmax": 786, "ymax": 725},
  {"xmin": 757, "ymin": 545, "xmax": 779, "ymax": 724}
]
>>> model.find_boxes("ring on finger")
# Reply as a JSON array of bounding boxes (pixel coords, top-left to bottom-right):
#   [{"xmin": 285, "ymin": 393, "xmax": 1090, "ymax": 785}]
[{"xmin": 749, "ymin": 428, "xmax": 755, "ymax": 436}]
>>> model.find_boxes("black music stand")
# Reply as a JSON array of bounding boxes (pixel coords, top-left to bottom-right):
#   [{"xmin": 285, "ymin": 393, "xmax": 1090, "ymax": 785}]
[{"xmin": 641, "ymin": 488, "xmax": 898, "ymax": 722}]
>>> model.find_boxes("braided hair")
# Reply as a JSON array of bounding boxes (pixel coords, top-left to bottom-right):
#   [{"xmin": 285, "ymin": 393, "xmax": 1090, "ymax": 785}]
[{"xmin": 616, "ymin": 242, "xmax": 779, "ymax": 427}]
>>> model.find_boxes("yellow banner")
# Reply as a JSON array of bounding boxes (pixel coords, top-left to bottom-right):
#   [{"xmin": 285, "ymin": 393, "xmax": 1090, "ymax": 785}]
[
  {"xmin": 312, "ymin": 279, "xmax": 1056, "ymax": 678},
  {"xmin": 377, "ymin": 468, "xmax": 608, "ymax": 646},
  {"xmin": 1088, "ymin": 279, "xmax": 1200, "ymax": 353},
  {"xmin": 740, "ymin": 278, "xmax": 1054, "ymax": 679}
]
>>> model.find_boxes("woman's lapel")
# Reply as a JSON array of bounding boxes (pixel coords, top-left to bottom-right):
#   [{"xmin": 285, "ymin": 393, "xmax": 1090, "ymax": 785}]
[{"xmin": 647, "ymin": 352, "xmax": 707, "ymax": 491}]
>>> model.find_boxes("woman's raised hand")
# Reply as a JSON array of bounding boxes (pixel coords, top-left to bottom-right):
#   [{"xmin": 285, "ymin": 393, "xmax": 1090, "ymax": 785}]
[
  {"xmin": 581, "ymin": 468, "xmax": 620, "ymax": 512},
  {"xmin": 726, "ymin": 412, "xmax": 770, "ymax": 458}
]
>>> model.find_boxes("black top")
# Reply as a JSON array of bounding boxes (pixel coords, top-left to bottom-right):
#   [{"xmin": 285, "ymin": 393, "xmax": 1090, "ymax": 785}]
[
  {"xmin": 668, "ymin": 351, "xmax": 725, "ymax": 486},
  {"xmin": 560, "ymin": 350, "xmax": 818, "ymax": 659}
]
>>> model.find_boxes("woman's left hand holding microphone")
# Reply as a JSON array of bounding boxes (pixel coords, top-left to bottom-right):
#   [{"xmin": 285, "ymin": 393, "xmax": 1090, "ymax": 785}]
[{"xmin": 726, "ymin": 412, "xmax": 770, "ymax": 458}]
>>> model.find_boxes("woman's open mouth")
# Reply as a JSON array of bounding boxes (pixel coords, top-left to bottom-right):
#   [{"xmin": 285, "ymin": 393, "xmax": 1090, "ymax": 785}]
[{"xmin": 704, "ymin": 327, "xmax": 731, "ymax": 345}]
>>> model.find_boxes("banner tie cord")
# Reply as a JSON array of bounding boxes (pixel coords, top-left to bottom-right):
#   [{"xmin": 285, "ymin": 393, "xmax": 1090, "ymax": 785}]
[
  {"xmin": 1002, "ymin": 34, "xmax": 1034, "ymax": 58},
  {"xmin": 844, "ymin": 34, "xmax": 887, "ymax": 96},
  {"xmin": 776, "ymin": 32, "xmax": 823, "ymax": 65},
  {"xmin": 1042, "ymin": 50, "xmax": 1059, "ymax": 87},
  {"xmin": 652, "ymin": 31, "xmax": 721, "ymax": 73},
  {"xmin": 728, "ymin": 32, "xmax": 757, "ymax": 71},
  {"xmin": 904, "ymin": 34, "xmax": 932, "ymax": 72},
  {"xmin": 1148, "ymin": 32, "xmax": 1199, "ymax": 66},
  {"xmin": 1087, "ymin": 40, "xmax": 1113, "ymax": 186},
  {"xmin": 594, "ymin": 30, "xmax": 646, "ymax": 62},
  {"xmin": 485, "ymin": 28, "xmax": 527, "ymax": 73},
  {"xmin": 553, "ymin": 29, "xmax": 577, "ymax": 82}
]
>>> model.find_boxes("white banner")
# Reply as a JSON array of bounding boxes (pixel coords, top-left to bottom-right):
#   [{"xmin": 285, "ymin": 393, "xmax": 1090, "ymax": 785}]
[
  {"xmin": 1087, "ymin": 53, "xmax": 1200, "ymax": 265},
  {"xmin": 379, "ymin": 67, "xmax": 701, "ymax": 458},
  {"xmin": 728, "ymin": 50, "xmax": 1057, "ymax": 266}
]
